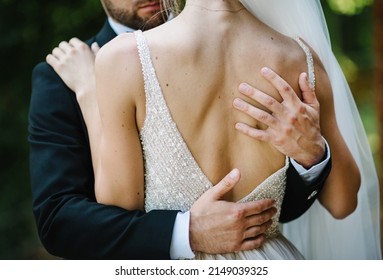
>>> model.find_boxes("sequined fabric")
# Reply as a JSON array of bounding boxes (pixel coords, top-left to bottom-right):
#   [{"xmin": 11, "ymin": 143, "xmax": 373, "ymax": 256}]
[
  {"xmin": 295, "ymin": 37, "xmax": 316, "ymax": 89},
  {"xmin": 134, "ymin": 30, "xmax": 314, "ymax": 259},
  {"xmin": 136, "ymin": 30, "xmax": 213, "ymax": 214},
  {"xmin": 136, "ymin": 30, "xmax": 291, "ymax": 238}
]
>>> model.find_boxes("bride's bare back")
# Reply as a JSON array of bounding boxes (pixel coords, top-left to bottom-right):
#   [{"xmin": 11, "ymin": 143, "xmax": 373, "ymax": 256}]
[
  {"xmin": 94, "ymin": 4, "xmax": 358, "ymax": 213},
  {"xmin": 133, "ymin": 9, "xmax": 308, "ymax": 201}
]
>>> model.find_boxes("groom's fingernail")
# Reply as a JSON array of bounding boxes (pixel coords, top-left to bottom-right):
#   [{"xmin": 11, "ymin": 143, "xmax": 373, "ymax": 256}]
[
  {"xmin": 304, "ymin": 72, "xmax": 309, "ymax": 82},
  {"xmin": 233, "ymin": 98, "xmax": 244, "ymax": 109},
  {"xmin": 261, "ymin": 67, "xmax": 271, "ymax": 75},
  {"xmin": 239, "ymin": 83, "xmax": 250, "ymax": 93},
  {"xmin": 229, "ymin": 169, "xmax": 239, "ymax": 179}
]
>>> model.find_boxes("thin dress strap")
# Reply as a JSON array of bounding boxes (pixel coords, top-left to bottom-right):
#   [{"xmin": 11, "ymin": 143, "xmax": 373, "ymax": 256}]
[
  {"xmin": 134, "ymin": 30, "xmax": 158, "ymax": 104},
  {"xmin": 294, "ymin": 37, "xmax": 316, "ymax": 89},
  {"xmin": 133, "ymin": 30, "xmax": 213, "ymax": 212}
]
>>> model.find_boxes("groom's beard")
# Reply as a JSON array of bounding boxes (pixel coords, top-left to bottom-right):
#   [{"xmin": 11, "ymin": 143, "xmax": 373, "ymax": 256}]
[{"xmin": 103, "ymin": 0, "xmax": 168, "ymax": 31}]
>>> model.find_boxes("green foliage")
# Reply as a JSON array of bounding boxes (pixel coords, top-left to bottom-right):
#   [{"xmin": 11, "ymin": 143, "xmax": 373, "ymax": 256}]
[
  {"xmin": 0, "ymin": 0, "xmax": 376, "ymax": 259},
  {"xmin": 0, "ymin": 0, "xmax": 103, "ymax": 259},
  {"xmin": 321, "ymin": 1, "xmax": 377, "ymax": 158},
  {"xmin": 327, "ymin": 0, "xmax": 373, "ymax": 15}
]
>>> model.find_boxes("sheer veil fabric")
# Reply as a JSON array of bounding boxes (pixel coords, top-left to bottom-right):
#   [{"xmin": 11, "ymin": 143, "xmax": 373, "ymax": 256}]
[{"xmin": 239, "ymin": 0, "xmax": 381, "ymax": 259}]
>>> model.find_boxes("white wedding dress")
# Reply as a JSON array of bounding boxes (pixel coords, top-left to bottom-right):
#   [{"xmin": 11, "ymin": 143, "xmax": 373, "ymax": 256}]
[{"xmin": 135, "ymin": 30, "xmax": 313, "ymax": 260}]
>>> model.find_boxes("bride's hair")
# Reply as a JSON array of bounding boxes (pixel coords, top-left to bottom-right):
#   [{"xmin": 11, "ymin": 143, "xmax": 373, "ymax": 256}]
[{"xmin": 161, "ymin": 0, "xmax": 185, "ymax": 16}]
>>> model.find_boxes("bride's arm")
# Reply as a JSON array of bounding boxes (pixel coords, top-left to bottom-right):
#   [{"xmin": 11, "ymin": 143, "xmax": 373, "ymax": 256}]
[
  {"xmin": 47, "ymin": 35, "xmax": 145, "ymax": 210},
  {"xmin": 94, "ymin": 34, "xmax": 145, "ymax": 211},
  {"xmin": 313, "ymin": 57, "xmax": 360, "ymax": 218},
  {"xmin": 46, "ymin": 38, "xmax": 102, "ymax": 173}
]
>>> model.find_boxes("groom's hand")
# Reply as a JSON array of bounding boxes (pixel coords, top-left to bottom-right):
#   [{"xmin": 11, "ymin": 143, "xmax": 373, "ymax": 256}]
[
  {"xmin": 233, "ymin": 67, "xmax": 325, "ymax": 169},
  {"xmin": 189, "ymin": 169, "xmax": 277, "ymax": 254}
]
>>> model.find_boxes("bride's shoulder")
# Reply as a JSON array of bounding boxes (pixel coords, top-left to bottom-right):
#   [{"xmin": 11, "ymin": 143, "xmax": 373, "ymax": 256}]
[
  {"xmin": 95, "ymin": 32, "xmax": 144, "ymax": 100},
  {"xmin": 286, "ymin": 37, "xmax": 332, "ymax": 102},
  {"xmin": 95, "ymin": 32, "xmax": 142, "ymax": 78},
  {"xmin": 97, "ymin": 33, "xmax": 138, "ymax": 63}
]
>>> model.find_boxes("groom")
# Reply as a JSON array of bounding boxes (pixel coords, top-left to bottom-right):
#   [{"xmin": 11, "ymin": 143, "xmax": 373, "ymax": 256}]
[{"xmin": 28, "ymin": 0, "xmax": 331, "ymax": 259}]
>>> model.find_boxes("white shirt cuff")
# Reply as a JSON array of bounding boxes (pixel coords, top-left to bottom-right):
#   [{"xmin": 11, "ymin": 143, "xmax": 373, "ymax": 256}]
[
  {"xmin": 290, "ymin": 138, "xmax": 331, "ymax": 184},
  {"xmin": 169, "ymin": 211, "xmax": 195, "ymax": 259}
]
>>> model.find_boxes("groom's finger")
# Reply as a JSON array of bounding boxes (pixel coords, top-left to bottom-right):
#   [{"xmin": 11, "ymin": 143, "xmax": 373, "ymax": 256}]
[
  {"xmin": 243, "ymin": 219, "xmax": 273, "ymax": 240},
  {"xmin": 240, "ymin": 235, "xmax": 266, "ymax": 251},
  {"xmin": 233, "ymin": 98, "xmax": 277, "ymax": 128},
  {"xmin": 261, "ymin": 67, "xmax": 300, "ymax": 104},
  {"xmin": 210, "ymin": 169, "xmax": 241, "ymax": 200},
  {"xmin": 234, "ymin": 122, "xmax": 271, "ymax": 142},
  {"xmin": 299, "ymin": 72, "xmax": 319, "ymax": 107},
  {"xmin": 238, "ymin": 83, "xmax": 284, "ymax": 116}
]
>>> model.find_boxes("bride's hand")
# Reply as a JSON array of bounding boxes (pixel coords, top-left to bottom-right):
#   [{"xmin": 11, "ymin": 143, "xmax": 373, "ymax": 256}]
[
  {"xmin": 46, "ymin": 38, "xmax": 100, "ymax": 102},
  {"xmin": 233, "ymin": 67, "xmax": 325, "ymax": 169},
  {"xmin": 47, "ymin": 38, "xmax": 102, "ymax": 166}
]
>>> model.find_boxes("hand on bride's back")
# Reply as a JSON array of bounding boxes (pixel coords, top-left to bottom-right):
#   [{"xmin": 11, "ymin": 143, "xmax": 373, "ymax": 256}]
[
  {"xmin": 234, "ymin": 68, "xmax": 325, "ymax": 169},
  {"xmin": 189, "ymin": 169, "xmax": 276, "ymax": 254}
]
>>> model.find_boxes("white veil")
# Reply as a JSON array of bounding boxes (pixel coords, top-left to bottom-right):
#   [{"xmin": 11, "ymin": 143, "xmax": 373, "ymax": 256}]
[{"xmin": 239, "ymin": 0, "xmax": 381, "ymax": 259}]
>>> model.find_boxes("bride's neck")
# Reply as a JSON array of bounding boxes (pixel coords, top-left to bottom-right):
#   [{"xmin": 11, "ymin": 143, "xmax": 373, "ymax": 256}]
[{"xmin": 185, "ymin": 0, "xmax": 245, "ymax": 13}]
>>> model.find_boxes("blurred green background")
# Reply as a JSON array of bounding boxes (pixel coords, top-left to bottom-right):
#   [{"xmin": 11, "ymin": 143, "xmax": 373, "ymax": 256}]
[{"xmin": 0, "ymin": 0, "xmax": 380, "ymax": 259}]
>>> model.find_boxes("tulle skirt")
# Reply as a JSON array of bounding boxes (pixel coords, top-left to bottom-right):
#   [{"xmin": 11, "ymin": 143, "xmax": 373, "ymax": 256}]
[{"xmin": 193, "ymin": 234, "xmax": 304, "ymax": 260}]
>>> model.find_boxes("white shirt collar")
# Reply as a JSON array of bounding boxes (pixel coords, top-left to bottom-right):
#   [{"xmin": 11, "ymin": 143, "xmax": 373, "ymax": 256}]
[
  {"xmin": 107, "ymin": 13, "xmax": 174, "ymax": 35},
  {"xmin": 107, "ymin": 17, "xmax": 136, "ymax": 35}
]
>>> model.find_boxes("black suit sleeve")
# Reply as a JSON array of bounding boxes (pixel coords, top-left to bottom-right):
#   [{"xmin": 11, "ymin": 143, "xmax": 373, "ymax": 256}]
[
  {"xmin": 29, "ymin": 62, "xmax": 179, "ymax": 259},
  {"xmin": 279, "ymin": 156, "xmax": 332, "ymax": 223}
]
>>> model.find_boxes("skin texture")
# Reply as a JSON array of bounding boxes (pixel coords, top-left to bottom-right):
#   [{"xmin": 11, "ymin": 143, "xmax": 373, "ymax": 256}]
[
  {"xmin": 43, "ymin": 0, "xmax": 281, "ymax": 254},
  {"xmin": 44, "ymin": 0, "xmax": 345, "ymax": 255},
  {"xmin": 91, "ymin": 1, "xmax": 358, "ymax": 215}
]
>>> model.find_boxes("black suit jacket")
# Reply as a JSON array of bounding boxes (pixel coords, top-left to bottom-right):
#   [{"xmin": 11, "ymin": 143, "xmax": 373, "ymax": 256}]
[{"xmin": 28, "ymin": 20, "xmax": 330, "ymax": 259}]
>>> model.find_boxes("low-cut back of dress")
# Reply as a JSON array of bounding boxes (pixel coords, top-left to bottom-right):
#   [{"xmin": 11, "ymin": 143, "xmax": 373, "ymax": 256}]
[{"xmin": 135, "ymin": 30, "xmax": 307, "ymax": 259}]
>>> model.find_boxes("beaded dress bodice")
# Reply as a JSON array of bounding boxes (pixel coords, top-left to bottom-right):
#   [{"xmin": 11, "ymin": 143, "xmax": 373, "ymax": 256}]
[{"xmin": 135, "ymin": 30, "xmax": 314, "ymax": 239}]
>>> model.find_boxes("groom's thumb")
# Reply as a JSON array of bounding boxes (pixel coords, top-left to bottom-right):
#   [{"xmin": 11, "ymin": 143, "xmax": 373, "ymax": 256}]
[{"xmin": 211, "ymin": 169, "xmax": 240, "ymax": 200}]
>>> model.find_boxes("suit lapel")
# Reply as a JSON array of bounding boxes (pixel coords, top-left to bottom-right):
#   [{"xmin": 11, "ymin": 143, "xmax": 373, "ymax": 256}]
[{"xmin": 91, "ymin": 20, "xmax": 117, "ymax": 47}]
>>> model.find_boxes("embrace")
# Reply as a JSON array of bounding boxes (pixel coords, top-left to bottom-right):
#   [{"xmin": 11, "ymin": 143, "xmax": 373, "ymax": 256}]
[{"xmin": 29, "ymin": 0, "xmax": 381, "ymax": 260}]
